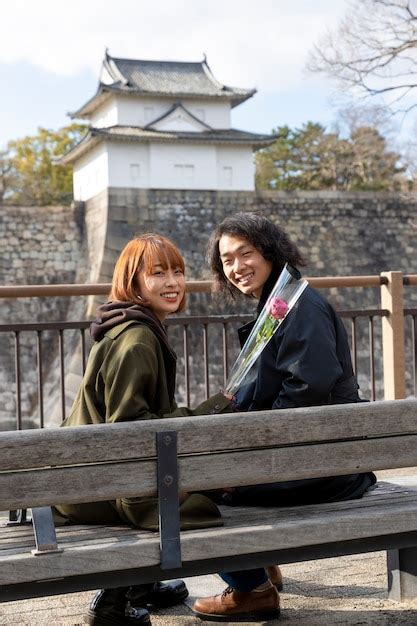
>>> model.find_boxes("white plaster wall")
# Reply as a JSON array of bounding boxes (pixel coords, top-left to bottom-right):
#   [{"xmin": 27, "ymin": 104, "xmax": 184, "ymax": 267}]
[
  {"xmin": 73, "ymin": 144, "xmax": 109, "ymax": 201},
  {"xmin": 112, "ymin": 95, "xmax": 231, "ymax": 129},
  {"xmin": 114, "ymin": 96, "xmax": 171, "ymax": 127},
  {"xmin": 186, "ymin": 99, "xmax": 230, "ymax": 128},
  {"xmin": 216, "ymin": 145, "xmax": 255, "ymax": 190},
  {"xmin": 149, "ymin": 143, "xmax": 217, "ymax": 189},
  {"xmin": 107, "ymin": 142, "xmax": 150, "ymax": 187},
  {"xmin": 90, "ymin": 98, "xmax": 118, "ymax": 128},
  {"xmin": 73, "ymin": 141, "xmax": 255, "ymax": 195}
]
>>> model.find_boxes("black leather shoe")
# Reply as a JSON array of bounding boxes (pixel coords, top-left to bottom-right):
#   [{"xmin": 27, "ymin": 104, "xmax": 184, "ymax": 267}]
[
  {"xmin": 127, "ymin": 580, "xmax": 189, "ymax": 608},
  {"xmin": 88, "ymin": 588, "xmax": 151, "ymax": 625}
]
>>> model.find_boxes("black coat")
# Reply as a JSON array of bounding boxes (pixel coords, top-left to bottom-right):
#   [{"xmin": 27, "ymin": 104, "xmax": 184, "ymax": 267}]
[
  {"xmin": 225, "ymin": 275, "xmax": 376, "ymax": 507},
  {"xmin": 235, "ymin": 283, "xmax": 361, "ymax": 411}
]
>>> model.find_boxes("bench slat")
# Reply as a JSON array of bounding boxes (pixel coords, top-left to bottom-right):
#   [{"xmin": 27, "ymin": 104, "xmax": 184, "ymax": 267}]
[
  {"xmin": 1, "ymin": 399, "xmax": 416, "ymax": 471},
  {"xmin": 2, "ymin": 434, "xmax": 417, "ymax": 510},
  {"xmin": 1, "ymin": 483, "xmax": 417, "ymax": 586}
]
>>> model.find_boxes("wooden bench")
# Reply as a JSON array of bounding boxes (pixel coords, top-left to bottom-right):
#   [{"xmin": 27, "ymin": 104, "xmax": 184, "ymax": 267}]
[{"xmin": 2, "ymin": 398, "xmax": 417, "ymax": 605}]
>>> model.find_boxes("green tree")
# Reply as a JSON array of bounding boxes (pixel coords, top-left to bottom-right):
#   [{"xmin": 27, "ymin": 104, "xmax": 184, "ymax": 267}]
[
  {"xmin": 256, "ymin": 122, "xmax": 404, "ymax": 191},
  {"xmin": 349, "ymin": 126, "xmax": 404, "ymax": 190},
  {"xmin": 0, "ymin": 150, "xmax": 15, "ymax": 204},
  {"xmin": 255, "ymin": 125, "xmax": 298, "ymax": 190},
  {"xmin": 3, "ymin": 123, "xmax": 86, "ymax": 205}
]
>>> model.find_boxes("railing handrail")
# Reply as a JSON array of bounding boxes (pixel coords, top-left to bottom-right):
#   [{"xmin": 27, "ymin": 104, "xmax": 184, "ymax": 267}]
[
  {"xmin": 0, "ymin": 281, "xmax": 211, "ymax": 298},
  {"xmin": 403, "ymin": 275, "xmax": 417, "ymax": 285},
  {"xmin": 0, "ymin": 309, "xmax": 390, "ymax": 333},
  {"xmin": 3, "ymin": 273, "xmax": 417, "ymax": 298}
]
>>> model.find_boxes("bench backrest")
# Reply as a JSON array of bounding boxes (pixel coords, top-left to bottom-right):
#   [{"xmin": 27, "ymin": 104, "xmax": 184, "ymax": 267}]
[{"xmin": 1, "ymin": 399, "xmax": 416, "ymax": 511}]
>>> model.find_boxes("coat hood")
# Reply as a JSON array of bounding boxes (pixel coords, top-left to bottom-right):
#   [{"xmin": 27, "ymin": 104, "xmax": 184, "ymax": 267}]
[{"xmin": 90, "ymin": 300, "xmax": 176, "ymax": 361}]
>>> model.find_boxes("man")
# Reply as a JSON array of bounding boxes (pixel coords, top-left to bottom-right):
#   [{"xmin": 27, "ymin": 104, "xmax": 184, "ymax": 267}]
[{"xmin": 192, "ymin": 213, "xmax": 375, "ymax": 622}]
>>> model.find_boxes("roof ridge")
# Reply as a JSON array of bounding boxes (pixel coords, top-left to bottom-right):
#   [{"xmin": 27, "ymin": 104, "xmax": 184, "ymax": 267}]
[{"xmin": 108, "ymin": 51, "xmax": 206, "ymax": 67}]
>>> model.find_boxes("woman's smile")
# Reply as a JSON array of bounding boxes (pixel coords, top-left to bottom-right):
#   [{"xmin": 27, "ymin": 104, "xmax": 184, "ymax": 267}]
[{"xmin": 137, "ymin": 260, "xmax": 185, "ymax": 321}]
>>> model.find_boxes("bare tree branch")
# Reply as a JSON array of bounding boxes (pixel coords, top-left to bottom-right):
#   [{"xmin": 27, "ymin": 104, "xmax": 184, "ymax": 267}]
[{"xmin": 308, "ymin": 0, "xmax": 417, "ymax": 114}]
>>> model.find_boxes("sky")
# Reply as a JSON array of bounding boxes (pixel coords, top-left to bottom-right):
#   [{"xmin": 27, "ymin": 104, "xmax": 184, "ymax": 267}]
[{"xmin": 0, "ymin": 0, "xmax": 355, "ymax": 149}]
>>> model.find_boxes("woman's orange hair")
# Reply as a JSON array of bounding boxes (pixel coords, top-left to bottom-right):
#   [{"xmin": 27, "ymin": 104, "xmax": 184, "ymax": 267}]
[{"xmin": 110, "ymin": 233, "xmax": 186, "ymax": 311}]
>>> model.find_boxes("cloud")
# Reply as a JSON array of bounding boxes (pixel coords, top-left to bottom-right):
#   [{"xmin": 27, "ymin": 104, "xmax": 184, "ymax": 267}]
[{"xmin": 1, "ymin": 0, "xmax": 347, "ymax": 91}]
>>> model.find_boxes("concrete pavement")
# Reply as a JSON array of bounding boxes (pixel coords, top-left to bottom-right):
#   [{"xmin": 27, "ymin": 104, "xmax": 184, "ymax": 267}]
[{"xmin": 2, "ymin": 551, "xmax": 417, "ymax": 625}]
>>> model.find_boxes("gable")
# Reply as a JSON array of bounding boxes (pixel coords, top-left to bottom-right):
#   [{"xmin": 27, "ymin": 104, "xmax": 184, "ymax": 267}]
[{"xmin": 149, "ymin": 105, "xmax": 210, "ymax": 133}]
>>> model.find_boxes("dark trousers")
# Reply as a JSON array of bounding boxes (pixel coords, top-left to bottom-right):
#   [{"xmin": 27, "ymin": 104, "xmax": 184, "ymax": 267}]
[
  {"xmin": 213, "ymin": 472, "xmax": 376, "ymax": 592},
  {"xmin": 220, "ymin": 569, "xmax": 268, "ymax": 592}
]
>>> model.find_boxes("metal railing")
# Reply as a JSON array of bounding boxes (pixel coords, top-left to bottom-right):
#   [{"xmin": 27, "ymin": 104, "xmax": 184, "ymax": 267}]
[
  {"xmin": 0, "ymin": 273, "xmax": 416, "ymax": 430},
  {"xmin": 2, "ymin": 321, "xmax": 90, "ymax": 429}
]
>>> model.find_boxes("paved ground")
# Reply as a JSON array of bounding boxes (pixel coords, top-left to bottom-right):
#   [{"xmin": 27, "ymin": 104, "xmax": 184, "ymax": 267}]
[
  {"xmin": 2, "ymin": 470, "xmax": 417, "ymax": 625},
  {"xmin": 2, "ymin": 552, "xmax": 417, "ymax": 625}
]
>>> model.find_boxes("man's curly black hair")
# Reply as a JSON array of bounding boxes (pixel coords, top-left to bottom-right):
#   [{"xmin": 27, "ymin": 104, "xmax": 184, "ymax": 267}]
[{"xmin": 207, "ymin": 212, "xmax": 307, "ymax": 300}]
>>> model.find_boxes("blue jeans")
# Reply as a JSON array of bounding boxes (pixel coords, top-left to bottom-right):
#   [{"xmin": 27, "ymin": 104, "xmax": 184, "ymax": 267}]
[{"xmin": 220, "ymin": 568, "xmax": 268, "ymax": 592}]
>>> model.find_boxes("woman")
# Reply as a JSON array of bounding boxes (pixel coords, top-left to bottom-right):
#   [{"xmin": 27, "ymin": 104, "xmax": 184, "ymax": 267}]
[
  {"xmin": 192, "ymin": 213, "xmax": 376, "ymax": 622},
  {"xmin": 55, "ymin": 233, "xmax": 231, "ymax": 625}
]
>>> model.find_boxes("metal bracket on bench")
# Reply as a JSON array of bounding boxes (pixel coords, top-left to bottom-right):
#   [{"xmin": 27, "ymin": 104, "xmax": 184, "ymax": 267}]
[
  {"xmin": 156, "ymin": 430, "xmax": 182, "ymax": 570},
  {"xmin": 7, "ymin": 509, "xmax": 30, "ymax": 526},
  {"xmin": 30, "ymin": 507, "xmax": 63, "ymax": 556}
]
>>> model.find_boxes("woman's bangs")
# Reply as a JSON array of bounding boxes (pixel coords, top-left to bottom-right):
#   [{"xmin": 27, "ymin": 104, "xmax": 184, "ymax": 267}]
[
  {"xmin": 142, "ymin": 239, "xmax": 185, "ymax": 274},
  {"xmin": 163, "ymin": 242, "xmax": 185, "ymax": 272}
]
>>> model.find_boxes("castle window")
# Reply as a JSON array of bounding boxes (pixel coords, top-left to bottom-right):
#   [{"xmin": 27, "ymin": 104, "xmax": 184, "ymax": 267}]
[
  {"xmin": 130, "ymin": 164, "xmax": 140, "ymax": 180},
  {"xmin": 223, "ymin": 166, "xmax": 233, "ymax": 183},
  {"xmin": 174, "ymin": 164, "xmax": 195, "ymax": 179}
]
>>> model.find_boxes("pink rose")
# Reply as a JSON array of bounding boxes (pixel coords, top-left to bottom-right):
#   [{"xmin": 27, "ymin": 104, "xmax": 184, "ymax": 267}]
[{"xmin": 268, "ymin": 297, "xmax": 289, "ymax": 320}]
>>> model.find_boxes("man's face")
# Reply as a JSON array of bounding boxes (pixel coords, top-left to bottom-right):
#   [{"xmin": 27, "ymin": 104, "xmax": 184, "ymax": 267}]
[{"xmin": 219, "ymin": 234, "xmax": 272, "ymax": 299}]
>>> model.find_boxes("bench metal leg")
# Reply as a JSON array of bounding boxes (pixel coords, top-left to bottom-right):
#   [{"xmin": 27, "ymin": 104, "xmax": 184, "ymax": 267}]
[
  {"xmin": 156, "ymin": 430, "xmax": 181, "ymax": 570},
  {"xmin": 31, "ymin": 507, "xmax": 63, "ymax": 556},
  {"xmin": 387, "ymin": 548, "xmax": 417, "ymax": 601}
]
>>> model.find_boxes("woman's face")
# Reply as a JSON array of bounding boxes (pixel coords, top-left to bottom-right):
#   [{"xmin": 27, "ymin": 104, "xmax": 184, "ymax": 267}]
[
  {"xmin": 218, "ymin": 234, "xmax": 273, "ymax": 299},
  {"xmin": 137, "ymin": 258, "xmax": 185, "ymax": 321}
]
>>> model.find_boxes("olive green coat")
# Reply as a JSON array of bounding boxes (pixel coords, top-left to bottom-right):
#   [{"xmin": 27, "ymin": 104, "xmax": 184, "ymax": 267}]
[
  {"xmin": 63, "ymin": 320, "xmax": 230, "ymax": 426},
  {"xmin": 55, "ymin": 320, "xmax": 231, "ymax": 529}
]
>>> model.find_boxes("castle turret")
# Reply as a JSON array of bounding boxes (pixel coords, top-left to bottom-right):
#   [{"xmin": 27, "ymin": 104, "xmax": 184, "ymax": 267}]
[{"xmin": 59, "ymin": 52, "xmax": 275, "ymax": 199}]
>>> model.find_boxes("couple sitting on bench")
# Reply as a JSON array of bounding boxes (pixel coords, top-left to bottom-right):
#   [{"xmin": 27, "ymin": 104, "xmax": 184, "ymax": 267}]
[{"xmin": 55, "ymin": 213, "xmax": 375, "ymax": 624}]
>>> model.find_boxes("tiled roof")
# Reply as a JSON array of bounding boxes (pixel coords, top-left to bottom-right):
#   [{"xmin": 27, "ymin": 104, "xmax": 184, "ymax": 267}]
[
  {"xmin": 70, "ymin": 52, "xmax": 256, "ymax": 118},
  {"xmin": 58, "ymin": 125, "xmax": 276, "ymax": 164},
  {"xmin": 108, "ymin": 55, "xmax": 253, "ymax": 100}
]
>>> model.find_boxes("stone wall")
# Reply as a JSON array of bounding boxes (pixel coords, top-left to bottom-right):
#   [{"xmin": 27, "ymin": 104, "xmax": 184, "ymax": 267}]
[
  {"xmin": 101, "ymin": 189, "xmax": 416, "ymax": 300},
  {"xmin": 99, "ymin": 189, "xmax": 417, "ymax": 400},
  {"xmin": 0, "ymin": 204, "xmax": 85, "ymax": 429},
  {"xmin": 1, "ymin": 190, "xmax": 416, "ymax": 429}
]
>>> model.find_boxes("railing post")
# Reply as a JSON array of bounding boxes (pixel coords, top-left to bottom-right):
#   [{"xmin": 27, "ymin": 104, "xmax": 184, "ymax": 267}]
[{"xmin": 380, "ymin": 271, "xmax": 406, "ymax": 400}]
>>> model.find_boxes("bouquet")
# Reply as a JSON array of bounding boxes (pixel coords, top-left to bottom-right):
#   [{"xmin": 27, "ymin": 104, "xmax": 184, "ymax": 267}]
[{"xmin": 224, "ymin": 263, "xmax": 308, "ymax": 396}]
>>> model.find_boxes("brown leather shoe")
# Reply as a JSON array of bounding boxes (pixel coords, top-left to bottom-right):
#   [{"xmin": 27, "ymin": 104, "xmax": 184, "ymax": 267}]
[
  {"xmin": 192, "ymin": 585, "xmax": 280, "ymax": 622},
  {"xmin": 266, "ymin": 565, "xmax": 283, "ymax": 591}
]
